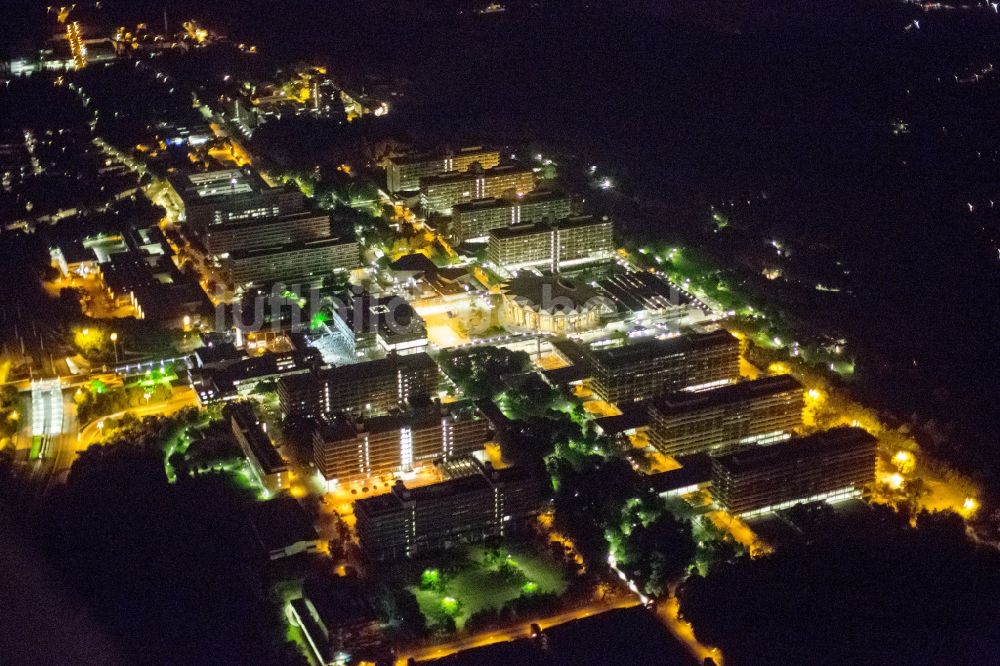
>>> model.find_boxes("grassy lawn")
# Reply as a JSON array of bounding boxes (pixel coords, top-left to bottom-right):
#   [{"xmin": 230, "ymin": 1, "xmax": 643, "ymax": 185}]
[{"xmin": 408, "ymin": 543, "xmax": 569, "ymax": 631}]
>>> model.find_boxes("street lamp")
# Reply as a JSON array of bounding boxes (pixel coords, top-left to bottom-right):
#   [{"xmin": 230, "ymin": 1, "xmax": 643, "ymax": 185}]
[{"xmin": 109, "ymin": 332, "xmax": 119, "ymax": 363}]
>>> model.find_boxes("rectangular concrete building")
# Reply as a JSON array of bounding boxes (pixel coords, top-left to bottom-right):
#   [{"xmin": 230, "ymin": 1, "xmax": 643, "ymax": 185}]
[
  {"xmin": 354, "ymin": 460, "xmax": 540, "ymax": 560},
  {"xmin": 386, "ymin": 146, "xmax": 501, "ymax": 192},
  {"xmin": 451, "ymin": 189, "xmax": 573, "ymax": 243},
  {"xmin": 711, "ymin": 426, "xmax": 877, "ymax": 516},
  {"xmin": 227, "ymin": 401, "xmax": 289, "ymax": 493},
  {"xmin": 202, "ymin": 211, "xmax": 331, "ymax": 257},
  {"xmin": 224, "ymin": 236, "xmax": 360, "ymax": 289},
  {"xmin": 420, "ymin": 164, "xmax": 535, "ymax": 215},
  {"xmin": 588, "ymin": 329, "xmax": 740, "ymax": 404},
  {"xmin": 166, "ymin": 167, "xmax": 304, "ymax": 231},
  {"xmin": 648, "ymin": 374, "xmax": 804, "ymax": 457},
  {"xmin": 487, "ymin": 215, "xmax": 614, "ymax": 272},
  {"xmin": 277, "ymin": 352, "xmax": 440, "ymax": 419},
  {"xmin": 311, "ymin": 401, "xmax": 489, "ymax": 482}
]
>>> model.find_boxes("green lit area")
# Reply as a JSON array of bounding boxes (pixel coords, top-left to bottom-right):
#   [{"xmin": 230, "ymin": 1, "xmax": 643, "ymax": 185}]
[
  {"xmin": 408, "ymin": 544, "xmax": 569, "ymax": 632},
  {"xmin": 309, "ymin": 309, "xmax": 330, "ymax": 330}
]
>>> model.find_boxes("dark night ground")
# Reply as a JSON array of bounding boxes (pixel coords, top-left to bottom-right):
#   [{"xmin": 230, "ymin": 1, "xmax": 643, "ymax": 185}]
[{"xmin": 2, "ymin": 2, "xmax": 1000, "ymax": 665}]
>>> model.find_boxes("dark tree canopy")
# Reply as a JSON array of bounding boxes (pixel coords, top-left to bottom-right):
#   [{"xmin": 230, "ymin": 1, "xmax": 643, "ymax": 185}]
[{"xmin": 678, "ymin": 507, "xmax": 1000, "ymax": 666}]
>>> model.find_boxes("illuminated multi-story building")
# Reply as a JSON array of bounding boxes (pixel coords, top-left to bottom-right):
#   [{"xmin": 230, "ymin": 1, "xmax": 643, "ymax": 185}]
[
  {"xmin": 450, "ymin": 189, "xmax": 573, "ymax": 243},
  {"xmin": 354, "ymin": 459, "xmax": 540, "ymax": 560},
  {"xmin": 166, "ymin": 168, "xmax": 305, "ymax": 232},
  {"xmin": 487, "ymin": 215, "xmax": 615, "ymax": 272},
  {"xmin": 329, "ymin": 293, "xmax": 428, "ymax": 358},
  {"xmin": 311, "ymin": 401, "xmax": 489, "ymax": 483},
  {"xmin": 420, "ymin": 164, "xmax": 535, "ymax": 214},
  {"xmin": 647, "ymin": 374, "xmax": 804, "ymax": 457},
  {"xmin": 203, "ymin": 211, "xmax": 331, "ymax": 257},
  {"xmin": 277, "ymin": 352, "xmax": 439, "ymax": 419},
  {"xmin": 710, "ymin": 426, "xmax": 877, "ymax": 516},
  {"xmin": 386, "ymin": 146, "xmax": 501, "ymax": 193},
  {"xmin": 587, "ymin": 329, "xmax": 740, "ymax": 405},
  {"xmin": 227, "ymin": 401, "xmax": 289, "ymax": 493},
  {"xmin": 224, "ymin": 236, "xmax": 359, "ymax": 289}
]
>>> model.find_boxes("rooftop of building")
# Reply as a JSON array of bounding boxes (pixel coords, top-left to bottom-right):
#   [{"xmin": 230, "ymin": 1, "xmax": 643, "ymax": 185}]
[
  {"xmin": 712, "ymin": 426, "xmax": 876, "ymax": 475},
  {"xmin": 227, "ymin": 234, "xmax": 356, "ymax": 261},
  {"xmin": 390, "ymin": 146, "xmax": 496, "ymax": 166},
  {"xmin": 301, "ymin": 575, "xmax": 377, "ymax": 631},
  {"xmin": 332, "ymin": 292, "xmax": 423, "ymax": 334},
  {"xmin": 356, "ymin": 459, "xmax": 524, "ymax": 515},
  {"xmin": 199, "ymin": 350, "xmax": 318, "ymax": 395},
  {"xmin": 597, "ymin": 271, "xmax": 691, "ymax": 313},
  {"xmin": 593, "ymin": 400, "xmax": 650, "ymax": 436},
  {"xmin": 589, "ymin": 329, "xmax": 738, "ymax": 369},
  {"xmin": 314, "ymin": 400, "xmax": 482, "ymax": 442},
  {"xmin": 488, "ymin": 214, "xmax": 605, "ymax": 240},
  {"xmin": 204, "ymin": 209, "xmax": 331, "ymax": 233},
  {"xmin": 488, "ymin": 220, "xmax": 551, "ymax": 240},
  {"xmin": 420, "ymin": 162, "xmax": 533, "ymax": 186},
  {"xmin": 504, "ymin": 274, "xmax": 604, "ymax": 313},
  {"xmin": 642, "ymin": 453, "xmax": 713, "ymax": 494},
  {"xmin": 651, "ymin": 374, "xmax": 803, "ymax": 414},
  {"xmin": 247, "ymin": 497, "xmax": 318, "ymax": 555},
  {"xmin": 452, "ymin": 188, "xmax": 569, "ymax": 213},
  {"xmin": 194, "ymin": 341, "xmax": 243, "ymax": 367},
  {"xmin": 301, "ymin": 351, "xmax": 437, "ymax": 387},
  {"xmin": 227, "ymin": 401, "xmax": 286, "ymax": 474},
  {"xmin": 388, "ymin": 252, "xmax": 438, "ymax": 274},
  {"xmin": 167, "ymin": 167, "xmax": 278, "ymax": 202},
  {"xmin": 557, "ymin": 214, "xmax": 610, "ymax": 230}
]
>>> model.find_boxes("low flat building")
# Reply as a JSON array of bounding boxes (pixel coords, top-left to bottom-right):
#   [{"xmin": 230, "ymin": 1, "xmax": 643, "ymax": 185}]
[
  {"xmin": 648, "ymin": 374, "xmax": 804, "ymax": 457},
  {"xmin": 290, "ymin": 576, "xmax": 382, "ymax": 662},
  {"xmin": 711, "ymin": 427, "xmax": 877, "ymax": 516},
  {"xmin": 386, "ymin": 146, "xmax": 501, "ymax": 193},
  {"xmin": 501, "ymin": 274, "xmax": 608, "ymax": 334},
  {"xmin": 312, "ymin": 401, "xmax": 489, "ymax": 483},
  {"xmin": 277, "ymin": 352, "xmax": 440, "ymax": 419},
  {"xmin": 193, "ymin": 349, "xmax": 320, "ymax": 403},
  {"xmin": 202, "ymin": 211, "xmax": 331, "ymax": 257},
  {"xmin": 224, "ymin": 236, "xmax": 360, "ymax": 289},
  {"xmin": 587, "ymin": 329, "xmax": 740, "ymax": 405},
  {"xmin": 354, "ymin": 459, "xmax": 540, "ymax": 561},
  {"xmin": 247, "ymin": 497, "xmax": 322, "ymax": 560},
  {"xmin": 166, "ymin": 167, "xmax": 305, "ymax": 231},
  {"xmin": 227, "ymin": 401, "xmax": 289, "ymax": 493},
  {"xmin": 330, "ymin": 293, "xmax": 427, "ymax": 358},
  {"xmin": 487, "ymin": 215, "xmax": 614, "ymax": 273},
  {"xmin": 95, "ymin": 226, "xmax": 211, "ymax": 328},
  {"xmin": 421, "ymin": 164, "xmax": 536, "ymax": 215},
  {"xmin": 451, "ymin": 189, "xmax": 573, "ymax": 243}
]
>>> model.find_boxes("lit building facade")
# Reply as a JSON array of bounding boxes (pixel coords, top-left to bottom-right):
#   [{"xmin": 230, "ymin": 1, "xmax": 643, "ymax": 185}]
[
  {"xmin": 420, "ymin": 164, "xmax": 535, "ymax": 214},
  {"xmin": 202, "ymin": 211, "xmax": 331, "ymax": 257},
  {"xmin": 311, "ymin": 402, "xmax": 489, "ymax": 482},
  {"xmin": 386, "ymin": 147, "xmax": 501, "ymax": 193},
  {"xmin": 587, "ymin": 329, "xmax": 741, "ymax": 404},
  {"xmin": 166, "ymin": 168, "xmax": 305, "ymax": 231},
  {"xmin": 227, "ymin": 401, "xmax": 289, "ymax": 493},
  {"xmin": 450, "ymin": 189, "xmax": 573, "ymax": 243},
  {"xmin": 647, "ymin": 374, "xmax": 804, "ymax": 457},
  {"xmin": 224, "ymin": 236, "xmax": 360, "ymax": 288},
  {"xmin": 710, "ymin": 426, "xmax": 877, "ymax": 516},
  {"xmin": 277, "ymin": 352, "xmax": 440, "ymax": 419},
  {"xmin": 354, "ymin": 460, "xmax": 540, "ymax": 560},
  {"xmin": 487, "ymin": 215, "xmax": 614, "ymax": 272}
]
